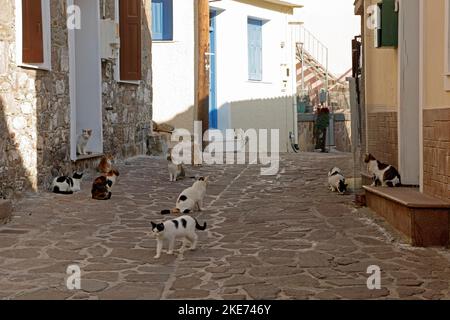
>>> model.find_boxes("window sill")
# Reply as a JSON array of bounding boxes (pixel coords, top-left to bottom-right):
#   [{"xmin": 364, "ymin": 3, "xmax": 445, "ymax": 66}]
[
  {"xmin": 118, "ymin": 80, "xmax": 140, "ymax": 86},
  {"xmin": 17, "ymin": 63, "xmax": 51, "ymax": 72},
  {"xmin": 152, "ymin": 40, "xmax": 176, "ymax": 43},
  {"xmin": 247, "ymin": 80, "xmax": 273, "ymax": 85}
]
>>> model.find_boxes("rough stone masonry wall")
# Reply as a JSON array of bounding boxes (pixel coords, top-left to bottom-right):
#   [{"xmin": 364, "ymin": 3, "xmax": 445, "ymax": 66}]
[
  {"xmin": 101, "ymin": 0, "xmax": 152, "ymax": 160},
  {"xmin": 367, "ymin": 112, "xmax": 398, "ymax": 168},
  {"xmin": 0, "ymin": 0, "xmax": 71, "ymax": 197},
  {"xmin": 423, "ymin": 108, "xmax": 450, "ymax": 202},
  {"xmin": 0, "ymin": 0, "xmax": 152, "ymax": 198}
]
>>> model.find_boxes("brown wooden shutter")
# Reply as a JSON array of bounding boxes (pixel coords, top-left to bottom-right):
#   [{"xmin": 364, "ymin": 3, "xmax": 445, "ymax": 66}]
[
  {"xmin": 22, "ymin": 0, "xmax": 44, "ymax": 63},
  {"xmin": 119, "ymin": 0, "xmax": 142, "ymax": 81}
]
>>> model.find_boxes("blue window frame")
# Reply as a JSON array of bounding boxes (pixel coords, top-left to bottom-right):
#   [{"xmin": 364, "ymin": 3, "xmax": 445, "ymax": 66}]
[
  {"xmin": 152, "ymin": 0, "xmax": 173, "ymax": 41},
  {"xmin": 248, "ymin": 18, "xmax": 263, "ymax": 81}
]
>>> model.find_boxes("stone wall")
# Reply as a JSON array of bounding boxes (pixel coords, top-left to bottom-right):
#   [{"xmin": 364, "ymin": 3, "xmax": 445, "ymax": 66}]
[
  {"xmin": 297, "ymin": 113, "xmax": 352, "ymax": 153},
  {"xmin": 423, "ymin": 108, "xmax": 450, "ymax": 202},
  {"xmin": 0, "ymin": 0, "xmax": 152, "ymax": 198},
  {"xmin": 334, "ymin": 114, "xmax": 352, "ymax": 153},
  {"xmin": 367, "ymin": 112, "xmax": 398, "ymax": 168}
]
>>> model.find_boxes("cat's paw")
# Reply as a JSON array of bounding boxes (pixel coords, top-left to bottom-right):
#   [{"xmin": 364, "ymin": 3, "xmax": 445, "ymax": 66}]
[
  {"xmin": 154, "ymin": 255, "xmax": 160, "ymax": 259},
  {"xmin": 167, "ymin": 251, "xmax": 174, "ymax": 255}
]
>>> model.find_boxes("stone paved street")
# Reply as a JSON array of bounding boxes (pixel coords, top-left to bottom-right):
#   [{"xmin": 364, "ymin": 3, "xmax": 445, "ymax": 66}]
[{"xmin": 0, "ymin": 153, "xmax": 450, "ymax": 300}]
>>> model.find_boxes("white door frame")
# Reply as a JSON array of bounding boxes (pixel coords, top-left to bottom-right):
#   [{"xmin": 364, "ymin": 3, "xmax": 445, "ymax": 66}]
[
  {"xmin": 68, "ymin": 0, "xmax": 103, "ymax": 161},
  {"xmin": 397, "ymin": 0, "xmax": 420, "ymax": 185}
]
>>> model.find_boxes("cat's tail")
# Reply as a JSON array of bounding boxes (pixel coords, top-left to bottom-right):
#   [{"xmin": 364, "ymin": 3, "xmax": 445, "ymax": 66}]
[{"xmin": 195, "ymin": 219, "xmax": 207, "ymax": 231}]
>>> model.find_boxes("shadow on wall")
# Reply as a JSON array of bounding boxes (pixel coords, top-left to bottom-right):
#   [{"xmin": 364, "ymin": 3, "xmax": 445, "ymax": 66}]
[
  {"xmin": 0, "ymin": 96, "xmax": 31, "ymax": 199},
  {"xmin": 153, "ymin": 95, "xmax": 295, "ymax": 152}
]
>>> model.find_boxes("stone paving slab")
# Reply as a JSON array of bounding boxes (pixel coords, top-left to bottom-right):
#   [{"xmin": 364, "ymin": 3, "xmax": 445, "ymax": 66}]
[{"xmin": 0, "ymin": 153, "xmax": 449, "ymax": 300}]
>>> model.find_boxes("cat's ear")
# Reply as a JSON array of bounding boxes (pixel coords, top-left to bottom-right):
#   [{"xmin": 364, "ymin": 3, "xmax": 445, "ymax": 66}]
[
  {"xmin": 87, "ymin": 129, "xmax": 93, "ymax": 135},
  {"xmin": 151, "ymin": 222, "xmax": 157, "ymax": 229}
]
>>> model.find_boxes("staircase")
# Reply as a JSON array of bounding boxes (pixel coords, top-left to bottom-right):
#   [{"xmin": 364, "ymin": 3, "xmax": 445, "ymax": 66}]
[{"xmin": 293, "ymin": 26, "xmax": 338, "ymax": 108}]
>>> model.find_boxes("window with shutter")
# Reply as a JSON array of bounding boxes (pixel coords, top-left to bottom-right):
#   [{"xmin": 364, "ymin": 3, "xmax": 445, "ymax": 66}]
[
  {"xmin": 151, "ymin": 0, "xmax": 173, "ymax": 41},
  {"xmin": 22, "ymin": 0, "xmax": 44, "ymax": 63},
  {"xmin": 248, "ymin": 18, "xmax": 263, "ymax": 81},
  {"xmin": 120, "ymin": 0, "xmax": 142, "ymax": 81}
]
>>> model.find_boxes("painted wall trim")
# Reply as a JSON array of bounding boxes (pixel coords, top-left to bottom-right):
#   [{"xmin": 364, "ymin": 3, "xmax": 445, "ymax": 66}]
[{"xmin": 14, "ymin": 0, "xmax": 52, "ymax": 71}]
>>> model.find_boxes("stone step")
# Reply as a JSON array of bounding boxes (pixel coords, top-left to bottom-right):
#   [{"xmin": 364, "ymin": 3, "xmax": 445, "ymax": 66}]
[
  {"xmin": 0, "ymin": 200, "xmax": 13, "ymax": 225},
  {"xmin": 363, "ymin": 186, "xmax": 450, "ymax": 247}
]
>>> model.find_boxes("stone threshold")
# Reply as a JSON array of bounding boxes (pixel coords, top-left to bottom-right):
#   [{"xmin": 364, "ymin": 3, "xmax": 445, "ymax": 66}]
[
  {"xmin": 364, "ymin": 186, "xmax": 450, "ymax": 247},
  {"xmin": 74, "ymin": 153, "xmax": 104, "ymax": 162}
]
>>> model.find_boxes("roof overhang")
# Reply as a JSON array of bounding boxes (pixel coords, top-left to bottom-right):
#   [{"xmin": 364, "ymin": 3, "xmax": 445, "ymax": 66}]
[{"xmin": 261, "ymin": 0, "xmax": 304, "ymax": 8}]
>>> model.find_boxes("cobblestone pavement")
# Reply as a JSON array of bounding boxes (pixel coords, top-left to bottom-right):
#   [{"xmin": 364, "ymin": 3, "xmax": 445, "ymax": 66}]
[{"xmin": 1, "ymin": 153, "xmax": 449, "ymax": 300}]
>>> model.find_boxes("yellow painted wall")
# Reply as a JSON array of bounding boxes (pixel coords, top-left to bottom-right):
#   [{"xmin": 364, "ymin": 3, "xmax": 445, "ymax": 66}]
[
  {"xmin": 364, "ymin": 0, "xmax": 398, "ymax": 112},
  {"xmin": 423, "ymin": 0, "xmax": 450, "ymax": 109}
]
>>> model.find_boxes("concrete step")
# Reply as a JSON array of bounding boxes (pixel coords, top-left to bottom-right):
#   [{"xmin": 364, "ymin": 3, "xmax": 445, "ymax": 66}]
[
  {"xmin": 363, "ymin": 186, "xmax": 450, "ymax": 247},
  {"xmin": 0, "ymin": 200, "xmax": 13, "ymax": 225}
]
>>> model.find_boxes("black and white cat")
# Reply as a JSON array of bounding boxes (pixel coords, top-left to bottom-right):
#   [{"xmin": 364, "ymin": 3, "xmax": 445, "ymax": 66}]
[
  {"xmin": 76, "ymin": 129, "xmax": 92, "ymax": 156},
  {"xmin": 51, "ymin": 172, "xmax": 84, "ymax": 195},
  {"xmin": 328, "ymin": 167, "xmax": 348, "ymax": 195},
  {"xmin": 161, "ymin": 177, "xmax": 209, "ymax": 215},
  {"xmin": 151, "ymin": 215, "xmax": 207, "ymax": 259},
  {"xmin": 365, "ymin": 154, "xmax": 401, "ymax": 187}
]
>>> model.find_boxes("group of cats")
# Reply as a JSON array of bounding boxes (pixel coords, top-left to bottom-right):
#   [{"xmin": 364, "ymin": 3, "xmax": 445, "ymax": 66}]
[
  {"xmin": 52, "ymin": 132, "xmax": 209, "ymax": 259},
  {"xmin": 327, "ymin": 153, "xmax": 402, "ymax": 195},
  {"xmin": 51, "ymin": 154, "xmax": 119, "ymax": 201},
  {"xmin": 54, "ymin": 130, "xmax": 404, "ymax": 259}
]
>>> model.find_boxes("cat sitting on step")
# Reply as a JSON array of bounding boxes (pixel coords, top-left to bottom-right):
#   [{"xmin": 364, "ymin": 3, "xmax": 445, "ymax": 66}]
[
  {"xmin": 365, "ymin": 154, "xmax": 402, "ymax": 187},
  {"xmin": 76, "ymin": 129, "xmax": 92, "ymax": 156},
  {"xmin": 151, "ymin": 215, "xmax": 207, "ymax": 259}
]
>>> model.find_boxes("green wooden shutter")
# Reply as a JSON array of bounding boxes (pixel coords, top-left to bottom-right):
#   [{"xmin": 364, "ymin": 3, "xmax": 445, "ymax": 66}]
[{"xmin": 380, "ymin": 0, "xmax": 398, "ymax": 47}]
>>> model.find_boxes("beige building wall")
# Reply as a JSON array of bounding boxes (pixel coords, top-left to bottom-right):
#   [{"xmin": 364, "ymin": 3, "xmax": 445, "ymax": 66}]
[
  {"xmin": 423, "ymin": 0, "xmax": 450, "ymax": 108},
  {"xmin": 364, "ymin": 0, "xmax": 398, "ymax": 112},
  {"xmin": 363, "ymin": 0, "xmax": 399, "ymax": 167},
  {"xmin": 421, "ymin": 0, "xmax": 450, "ymax": 201}
]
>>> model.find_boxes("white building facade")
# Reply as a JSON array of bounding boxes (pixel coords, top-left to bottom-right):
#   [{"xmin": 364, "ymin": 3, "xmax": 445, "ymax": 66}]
[{"xmin": 151, "ymin": 0, "xmax": 302, "ymax": 152}]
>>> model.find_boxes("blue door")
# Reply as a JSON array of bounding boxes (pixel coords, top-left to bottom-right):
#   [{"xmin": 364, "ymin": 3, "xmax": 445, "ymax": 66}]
[{"xmin": 209, "ymin": 10, "xmax": 218, "ymax": 129}]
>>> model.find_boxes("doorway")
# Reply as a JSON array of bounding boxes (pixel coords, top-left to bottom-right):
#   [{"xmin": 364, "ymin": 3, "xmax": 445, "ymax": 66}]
[{"xmin": 68, "ymin": 0, "xmax": 103, "ymax": 160}]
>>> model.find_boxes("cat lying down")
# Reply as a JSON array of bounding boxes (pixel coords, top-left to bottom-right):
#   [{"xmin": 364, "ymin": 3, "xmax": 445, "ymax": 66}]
[
  {"xmin": 151, "ymin": 215, "xmax": 207, "ymax": 259},
  {"xmin": 51, "ymin": 172, "xmax": 84, "ymax": 195},
  {"xmin": 161, "ymin": 177, "xmax": 209, "ymax": 215}
]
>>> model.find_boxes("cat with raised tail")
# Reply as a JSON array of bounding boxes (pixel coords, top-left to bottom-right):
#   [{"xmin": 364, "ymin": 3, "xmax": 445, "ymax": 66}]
[
  {"xmin": 328, "ymin": 167, "xmax": 348, "ymax": 195},
  {"xmin": 76, "ymin": 129, "xmax": 92, "ymax": 156},
  {"xmin": 365, "ymin": 154, "xmax": 402, "ymax": 187},
  {"xmin": 161, "ymin": 177, "xmax": 209, "ymax": 215},
  {"xmin": 51, "ymin": 172, "xmax": 84, "ymax": 195},
  {"xmin": 151, "ymin": 215, "xmax": 207, "ymax": 259}
]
